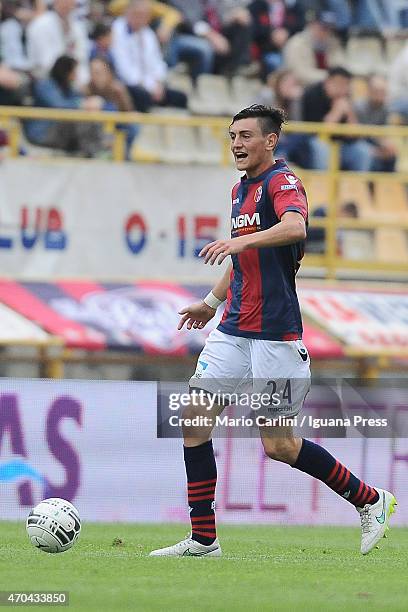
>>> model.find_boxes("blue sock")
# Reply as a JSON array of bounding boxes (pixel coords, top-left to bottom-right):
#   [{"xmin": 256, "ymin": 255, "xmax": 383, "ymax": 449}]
[
  {"xmin": 184, "ymin": 440, "xmax": 217, "ymax": 545},
  {"xmin": 293, "ymin": 439, "xmax": 379, "ymax": 507}
]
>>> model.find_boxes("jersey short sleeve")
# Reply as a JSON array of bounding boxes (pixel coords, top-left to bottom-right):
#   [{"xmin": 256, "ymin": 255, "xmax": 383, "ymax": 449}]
[
  {"xmin": 231, "ymin": 182, "xmax": 240, "ymax": 204},
  {"xmin": 267, "ymin": 172, "xmax": 308, "ymax": 221}
]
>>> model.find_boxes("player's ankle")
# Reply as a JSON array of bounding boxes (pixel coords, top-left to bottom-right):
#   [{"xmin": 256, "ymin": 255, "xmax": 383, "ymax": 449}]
[
  {"xmin": 368, "ymin": 489, "xmax": 380, "ymax": 505},
  {"xmin": 192, "ymin": 534, "xmax": 216, "ymax": 546}
]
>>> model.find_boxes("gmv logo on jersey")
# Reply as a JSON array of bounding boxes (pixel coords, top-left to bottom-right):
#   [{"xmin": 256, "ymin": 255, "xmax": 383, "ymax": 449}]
[{"xmin": 231, "ymin": 212, "xmax": 261, "ymax": 230}]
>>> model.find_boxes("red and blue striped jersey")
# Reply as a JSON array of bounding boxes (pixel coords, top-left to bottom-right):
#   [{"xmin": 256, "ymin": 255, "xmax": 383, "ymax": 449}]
[{"xmin": 218, "ymin": 159, "xmax": 308, "ymax": 341}]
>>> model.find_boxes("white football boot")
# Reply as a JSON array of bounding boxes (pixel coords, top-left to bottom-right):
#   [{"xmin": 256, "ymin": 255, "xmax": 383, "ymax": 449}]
[
  {"xmin": 149, "ymin": 535, "xmax": 222, "ymax": 557},
  {"xmin": 358, "ymin": 488, "xmax": 397, "ymax": 555}
]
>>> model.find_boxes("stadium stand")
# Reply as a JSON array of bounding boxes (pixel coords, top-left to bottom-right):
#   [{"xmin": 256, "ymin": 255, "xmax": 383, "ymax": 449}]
[{"xmin": 1, "ymin": 6, "xmax": 408, "ymax": 605}]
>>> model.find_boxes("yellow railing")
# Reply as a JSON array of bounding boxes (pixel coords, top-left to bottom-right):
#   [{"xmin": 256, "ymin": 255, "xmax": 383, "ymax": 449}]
[{"xmin": 0, "ymin": 106, "xmax": 407, "ymax": 279}]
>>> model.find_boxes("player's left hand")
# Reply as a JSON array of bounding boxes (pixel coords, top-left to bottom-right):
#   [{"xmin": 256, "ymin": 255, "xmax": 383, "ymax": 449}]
[{"xmin": 199, "ymin": 236, "xmax": 249, "ymax": 265}]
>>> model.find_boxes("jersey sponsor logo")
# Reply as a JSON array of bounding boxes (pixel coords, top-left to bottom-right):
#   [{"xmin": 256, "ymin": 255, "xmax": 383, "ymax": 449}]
[
  {"xmin": 285, "ymin": 174, "xmax": 299, "ymax": 185},
  {"xmin": 280, "ymin": 184, "xmax": 298, "ymax": 191},
  {"xmin": 254, "ymin": 185, "xmax": 263, "ymax": 203},
  {"xmin": 231, "ymin": 212, "xmax": 261, "ymax": 230}
]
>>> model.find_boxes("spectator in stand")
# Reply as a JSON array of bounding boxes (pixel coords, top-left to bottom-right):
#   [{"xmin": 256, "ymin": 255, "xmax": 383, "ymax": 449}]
[
  {"xmin": 325, "ymin": 0, "xmax": 352, "ymax": 43},
  {"xmin": 249, "ymin": 0, "xmax": 307, "ymax": 79},
  {"xmin": 211, "ymin": 0, "xmax": 253, "ymax": 75},
  {"xmin": 164, "ymin": 0, "xmax": 218, "ymax": 79},
  {"xmin": 389, "ymin": 41, "xmax": 408, "ymax": 124},
  {"xmin": 27, "ymin": 0, "xmax": 90, "ymax": 86},
  {"xmin": 0, "ymin": 61, "xmax": 30, "ymax": 105},
  {"xmin": 111, "ymin": 0, "xmax": 187, "ymax": 112},
  {"xmin": 0, "ymin": 0, "xmax": 44, "ymax": 72},
  {"xmin": 257, "ymin": 68, "xmax": 302, "ymax": 116},
  {"xmin": 110, "ymin": 0, "xmax": 217, "ymax": 84},
  {"xmin": 257, "ymin": 69, "xmax": 311, "ymax": 167},
  {"xmin": 109, "ymin": 0, "xmax": 220, "ymax": 82},
  {"xmin": 86, "ymin": 57, "xmax": 139, "ymax": 158},
  {"xmin": 168, "ymin": 0, "xmax": 253, "ymax": 77},
  {"xmin": 302, "ymin": 0, "xmax": 352, "ymax": 43},
  {"xmin": 87, "ymin": 57, "xmax": 133, "ymax": 111},
  {"xmin": 0, "ymin": 1, "xmax": 29, "ymax": 105},
  {"xmin": 25, "ymin": 55, "xmax": 104, "ymax": 156},
  {"xmin": 354, "ymin": 74, "xmax": 397, "ymax": 172},
  {"xmin": 353, "ymin": 0, "xmax": 405, "ymax": 34},
  {"xmin": 307, "ymin": 200, "xmax": 360, "ymax": 256},
  {"xmin": 89, "ymin": 22, "xmax": 115, "ymax": 70},
  {"xmin": 109, "ymin": 0, "xmax": 182, "ymax": 47},
  {"xmin": 283, "ymin": 10, "xmax": 346, "ymax": 85},
  {"xmin": 301, "ymin": 66, "xmax": 374, "ymax": 171}
]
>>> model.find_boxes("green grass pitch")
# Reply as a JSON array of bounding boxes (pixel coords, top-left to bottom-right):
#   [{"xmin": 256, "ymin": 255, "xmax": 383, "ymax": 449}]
[{"xmin": 0, "ymin": 522, "xmax": 407, "ymax": 611}]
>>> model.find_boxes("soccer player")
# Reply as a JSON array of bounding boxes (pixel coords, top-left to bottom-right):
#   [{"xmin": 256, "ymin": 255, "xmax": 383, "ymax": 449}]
[{"xmin": 150, "ymin": 105, "xmax": 397, "ymax": 557}]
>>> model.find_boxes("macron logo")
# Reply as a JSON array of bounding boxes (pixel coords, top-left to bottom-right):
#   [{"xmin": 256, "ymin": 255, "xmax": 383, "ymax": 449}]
[
  {"xmin": 285, "ymin": 174, "xmax": 298, "ymax": 185},
  {"xmin": 231, "ymin": 212, "xmax": 261, "ymax": 230}
]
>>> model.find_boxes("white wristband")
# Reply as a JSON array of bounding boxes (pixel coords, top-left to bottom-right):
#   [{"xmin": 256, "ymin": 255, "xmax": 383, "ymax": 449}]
[{"xmin": 203, "ymin": 291, "xmax": 224, "ymax": 309}]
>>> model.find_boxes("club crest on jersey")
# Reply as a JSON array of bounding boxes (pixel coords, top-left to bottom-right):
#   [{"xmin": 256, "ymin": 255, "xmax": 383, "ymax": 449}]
[
  {"xmin": 231, "ymin": 212, "xmax": 261, "ymax": 230},
  {"xmin": 254, "ymin": 185, "xmax": 263, "ymax": 203}
]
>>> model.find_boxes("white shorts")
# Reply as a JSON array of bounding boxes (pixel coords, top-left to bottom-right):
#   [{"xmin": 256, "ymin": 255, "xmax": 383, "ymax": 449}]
[{"xmin": 189, "ymin": 329, "xmax": 311, "ymax": 417}]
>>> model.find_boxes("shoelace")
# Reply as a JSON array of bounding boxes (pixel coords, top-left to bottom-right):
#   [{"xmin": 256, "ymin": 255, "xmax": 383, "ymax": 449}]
[
  {"xmin": 360, "ymin": 505, "xmax": 372, "ymax": 533},
  {"xmin": 175, "ymin": 537, "xmax": 194, "ymax": 551}
]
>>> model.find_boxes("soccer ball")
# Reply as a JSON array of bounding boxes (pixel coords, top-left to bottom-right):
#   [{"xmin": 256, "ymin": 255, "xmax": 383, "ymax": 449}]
[{"xmin": 26, "ymin": 498, "xmax": 81, "ymax": 553}]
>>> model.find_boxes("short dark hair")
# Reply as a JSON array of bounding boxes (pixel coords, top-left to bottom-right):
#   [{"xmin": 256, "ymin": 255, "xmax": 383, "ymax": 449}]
[
  {"xmin": 231, "ymin": 105, "xmax": 286, "ymax": 137},
  {"xmin": 50, "ymin": 55, "xmax": 78, "ymax": 94},
  {"xmin": 327, "ymin": 66, "xmax": 352, "ymax": 80},
  {"xmin": 91, "ymin": 22, "xmax": 111, "ymax": 40}
]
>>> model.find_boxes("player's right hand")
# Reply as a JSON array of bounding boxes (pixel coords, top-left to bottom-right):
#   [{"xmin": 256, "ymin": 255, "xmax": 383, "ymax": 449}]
[{"xmin": 178, "ymin": 301, "xmax": 216, "ymax": 330}]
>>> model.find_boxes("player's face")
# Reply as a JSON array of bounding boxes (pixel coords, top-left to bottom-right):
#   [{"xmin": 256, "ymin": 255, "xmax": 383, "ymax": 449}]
[{"xmin": 229, "ymin": 118, "xmax": 277, "ymax": 177}]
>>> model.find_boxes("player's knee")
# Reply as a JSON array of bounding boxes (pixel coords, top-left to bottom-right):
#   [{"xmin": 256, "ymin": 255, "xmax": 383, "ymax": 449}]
[
  {"xmin": 181, "ymin": 405, "xmax": 206, "ymax": 443},
  {"xmin": 181, "ymin": 405, "xmax": 198, "ymax": 422},
  {"xmin": 262, "ymin": 437, "xmax": 299, "ymax": 464},
  {"xmin": 181, "ymin": 406, "xmax": 201, "ymax": 439}
]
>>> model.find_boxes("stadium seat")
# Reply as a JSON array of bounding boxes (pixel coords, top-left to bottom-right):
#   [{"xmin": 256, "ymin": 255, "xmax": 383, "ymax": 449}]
[
  {"xmin": 346, "ymin": 37, "xmax": 385, "ymax": 75},
  {"xmin": 375, "ymin": 228, "xmax": 408, "ymax": 262},
  {"xmin": 189, "ymin": 74, "xmax": 233, "ymax": 115},
  {"xmin": 131, "ymin": 109, "xmax": 195, "ymax": 163},
  {"xmin": 396, "ymin": 138, "xmax": 408, "ymax": 172},
  {"xmin": 386, "ymin": 38, "xmax": 407, "ymax": 63},
  {"xmin": 131, "ymin": 124, "xmax": 162, "ymax": 162},
  {"xmin": 338, "ymin": 177, "xmax": 375, "ymax": 218},
  {"xmin": 230, "ymin": 77, "xmax": 263, "ymax": 114},
  {"xmin": 161, "ymin": 125, "xmax": 199, "ymax": 163},
  {"xmin": 373, "ymin": 180, "xmax": 408, "ymax": 220},
  {"xmin": 341, "ymin": 230, "xmax": 374, "ymax": 260},
  {"xmin": 197, "ymin": 125, "xmax": 224, "ymax": 164},
  {"xmin": 300, "ymin": 174, "xmax": 330, "ymax": 211},
  {"xmin": 167, "ymin": 71, "xmax": 194, "ymax": 97}
]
